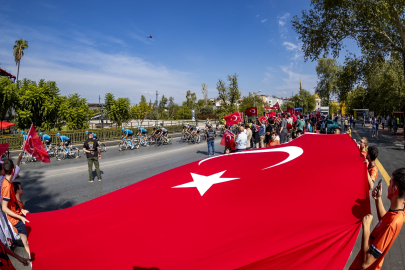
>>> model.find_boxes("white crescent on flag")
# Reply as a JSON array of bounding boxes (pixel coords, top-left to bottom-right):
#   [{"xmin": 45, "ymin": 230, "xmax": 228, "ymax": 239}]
[
  {"xmin": 199, "ymin": 146, "xmax": 303, "ymax": 170},
  {"xmin": 231, "ymin": 115, "xmax": 238, "ymax": 121}
]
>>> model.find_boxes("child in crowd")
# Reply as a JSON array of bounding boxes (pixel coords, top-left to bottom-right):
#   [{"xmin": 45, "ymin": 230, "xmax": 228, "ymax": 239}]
[
  {"xmin": 267, "ymin": 132, "xmax": 280, "ymax": 147},
  {"xmin": 296, "ymin": 130, "xmax": 302, "ymax": 138},
  {"xmin": 365, "ymin": 146, "xmax": 379, "ymax": 190},
  {"xmin": 13, "ymin": 182, "xmax": 25, "ymax": 211},
  {"xmin": 334, "ymin": 128, "xmax": 341, "ymax": 134},
  {"xmin": 358, "ymin": 137, "xmax": 369, "ymax": 158},
  {"xmin": 224, "ymin": 147, "xmax": 231, "ymax": 154}
]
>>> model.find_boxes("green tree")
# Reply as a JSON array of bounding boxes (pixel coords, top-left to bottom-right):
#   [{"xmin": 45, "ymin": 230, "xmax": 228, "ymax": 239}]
[
  {"xmin": 104, "ymin": 93, "xmax": 131, "ymax": 126},
  {"xmin": 159, "ymin": 95, "xmax": 168, "ymax": 118},
  {"xmin": 0, "ymin": 77, "xmax": 17, "ymax": 133},
  {"xmin": 281, "ymin": 101, "xmax": 294, "ymax": 111},
  {"xmin": 13, "ymin": 39, "xmax": 28, "ymax": 83},
  {"xmin": 216, "ymin": 74, "xmax": 241, "ymax": 117},
  {"xmin": 292, "ymin": 0, "xmax": 405, "ymax": 78},
  {"xmin": 239, "ymin": 95, "xmax": 264, "ymax": 119},
  {"xmin": 15, "ymin": 79, "xmax": 61, "ymax": 130},
  {"xmin": 59, "ymin": 94, "xmax": 89, "ymax": 130},
  {"xmin": 201, "ymin": 83, "xmax": 208, "ymax": 105},
  {"xmin": 292, "ymin": 89, "xmax": 316, "ymax": 113},
  {"xmin": 315, "ymin": 58, "xmax": 341, "ymax": 105}
]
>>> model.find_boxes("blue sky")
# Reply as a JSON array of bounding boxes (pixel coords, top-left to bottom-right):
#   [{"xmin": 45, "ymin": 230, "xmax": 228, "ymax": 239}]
[{"xmin": 0, "ymin": 0, "xmax": 355, "ymax": 105}]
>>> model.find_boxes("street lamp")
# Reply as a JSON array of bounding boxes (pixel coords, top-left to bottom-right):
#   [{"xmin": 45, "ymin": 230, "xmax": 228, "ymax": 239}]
[{"xmin": 252, "ymin": 90, "xmax": 262, "ymax": 108}]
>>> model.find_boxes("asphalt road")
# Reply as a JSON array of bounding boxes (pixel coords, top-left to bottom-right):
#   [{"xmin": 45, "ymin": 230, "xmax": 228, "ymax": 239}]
[{"xmin": 16, "ymin": 137, "xmax": 224, "ymax": 213}]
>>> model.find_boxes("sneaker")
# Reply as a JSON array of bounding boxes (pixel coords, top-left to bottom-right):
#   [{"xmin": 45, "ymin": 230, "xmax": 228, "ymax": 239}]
[
  {"xmin": 88, "ymin": 179, "xmax": 94, "ymax": 183},
  {"xmin": 98, "ymin": 178, "xmax": 102, "ymax": 182}
]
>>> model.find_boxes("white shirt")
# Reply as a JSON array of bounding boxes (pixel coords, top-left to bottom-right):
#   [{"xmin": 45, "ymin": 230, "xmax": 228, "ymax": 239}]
[{"xmin": 235, "ymin": 132, "xmax": 247, "ymax": 150}]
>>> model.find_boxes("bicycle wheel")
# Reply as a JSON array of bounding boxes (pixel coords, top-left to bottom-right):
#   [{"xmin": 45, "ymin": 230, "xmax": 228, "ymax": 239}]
[
  {"xmin": 99, "ymin": 143, "xmax": 106, "ymax": 152},
  {"xmin": 48, "ymin": 147, "xmax": 57, "ymax": 158},
  {"xmin": 119, "ymin": 142, "xmax": 127, "ymax": 151},
  {"xmin": 190, "ymin": 135, "xmax": 196, "ymax": 144},
  {"xmin": 1, "ymin": 153, "xmax": 6, "ymax": 161},
  {"xmin": 21, "ymin": 153, "xmax": 30, "ymax": 164},
  {"xmin": 167, "ymin": 136, "xmax": 172, "ymax": 145},
  {"xmin": 70, "ymin": 148, "xmax": 80, "ymax": 159},
  {"xmin": 181, "ymin": 134, "xmax": 187, "ymax": 143},
  {"xmin": 55, "ymin": 149, "xmax": 65, "ymax": 161},
  {"xmin": 156, "ymin": 137, "xmax": 162, "ymax": 146}
]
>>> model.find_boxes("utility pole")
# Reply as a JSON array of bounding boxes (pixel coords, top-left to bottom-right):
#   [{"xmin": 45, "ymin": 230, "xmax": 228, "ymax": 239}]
[{"xmin": 156, "ymin": 90, "xmax": 159, "ymax": 126}]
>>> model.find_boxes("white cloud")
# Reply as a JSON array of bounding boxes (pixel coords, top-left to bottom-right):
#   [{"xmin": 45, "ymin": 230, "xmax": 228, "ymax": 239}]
[
  {"xmin": 278, "ymin": 13, "xmax": 290, "ymax": 26},
  {"xmin": 0, "ymin": 20, "xmax": 197, "ymax": 103},
  {"xmin": 282, "ymin": 42, "xmax": 297, "ymax": 50},
  {"xmin": 275, "ymin": 63, "xmax": 317, "ymax": 94},
  {"xmin": 261, "ymin": 19, "xmax": 267, "ymax": 23},
  {"xmin": 282, "ymin": 41, "xmax": 303, "ymax": 60},
  {"xmin": 256, "ymin": 14, "xmax": 260, "ymax": 17}
]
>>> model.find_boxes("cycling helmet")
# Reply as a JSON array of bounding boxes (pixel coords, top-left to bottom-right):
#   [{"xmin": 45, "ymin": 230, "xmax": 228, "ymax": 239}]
[
  {"xmin": 20, "ymin": 131, "xmax": 25, "ymax": 134},
  {"xmin": 159, "ymin": 125, "xmax": 162, "ymax": 128},
  {"xmin": 85, "ymin": 131, "xmax": 89, "ymax": 134},
  {"xmin": 152, "ymin": 124, "xmax": 155, "ymax": 127},
  {"xmin": 122, "ymin": 128, "xmax": 125, "ymax": 131},
  {"xmin": 137, "ymin": 126, "xmax": 140, "ymax": 129},
  {"xmin": 56, "ymin": 133, "xmax": 61, "ymax": 136},
  {"xmin": 39, "ymin": 133, "xmax": 43, "ymax": 136}
]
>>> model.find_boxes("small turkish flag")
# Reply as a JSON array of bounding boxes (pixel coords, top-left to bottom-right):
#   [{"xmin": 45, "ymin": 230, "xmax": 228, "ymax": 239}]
[
  {"xmin": 264, "ymin": 106, "xmax": 271, "ymax": 110},
  {"xmin": 245, "ymin": 107, "xmax": 257, "ymax": 116},
  {"xmin": 273, "ymin": 102, "xmax": 280, "ymax": 109},
  {"xmin": 0, "ymin": 143, "xmax": 9, "ymax": 157},
  {"xmin": 220, "ymin": 130, "xmax": 236, "ymax": 150},
  {"xmin": 258, "ymin": 116, "xmax": 267, "ymax": 123},
  {"xmin": 23, "ymin": 125, "xmax": 50, "ymax": 163},
  {"xmin": 224, "ymin": 111, "xmax": 242, "ymax": 126}
]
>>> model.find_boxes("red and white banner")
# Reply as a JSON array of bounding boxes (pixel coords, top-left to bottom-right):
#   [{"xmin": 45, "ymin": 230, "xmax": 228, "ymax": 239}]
[
  {"xmin": 258, "ymin": 116, "xmax": 267, "ymax": 123},
  {"xmin": 23, "ymin": 125, "xmax": 50, "ymax": 163},
  {"xmin": 266, "ymin": 112, "xmax": 276, "ymax": 119},
  {"xmin": 245, "ymin": 107, "xmax": 257, "ymax": 116},
  {"xmin": 272, "ymin": 102, "xmax": 280, "ymax": 110},
  {"xmin": 27, "ymin": 135, "xmax": 369, "ymax": 270},
  {"xmin": 224, "ymin": 111, "xmax": 242, "ymax": 126},
  {"xmin": 220, "ymin": 130, "xmax": 236, "ymax": 150}
]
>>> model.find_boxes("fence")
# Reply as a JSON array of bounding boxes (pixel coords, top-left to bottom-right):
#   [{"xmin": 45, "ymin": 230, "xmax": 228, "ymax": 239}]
[
  {"xmin": 0, "ymin": 124, "xmax": 191, "ymax": 150},
  {"xmin": 89, "ymin": 120, "xmax": 198, "ymax": 129}
]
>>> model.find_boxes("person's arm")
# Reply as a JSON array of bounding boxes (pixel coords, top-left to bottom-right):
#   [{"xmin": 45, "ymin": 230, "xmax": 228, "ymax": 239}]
[
  {"xmin": 372, "ymin": 183, "xmax": 386, "ymax": 221},
  {"xmin": 4, "ymin": 245, "xmax": 30, "ymax": 266},
  {"xmin": 2, "ymin": 200, "xmax": 29, "ymax": 224},
  {"xmin": 16, "ymin": 152, "xmax": 23, "ymax": 167}
]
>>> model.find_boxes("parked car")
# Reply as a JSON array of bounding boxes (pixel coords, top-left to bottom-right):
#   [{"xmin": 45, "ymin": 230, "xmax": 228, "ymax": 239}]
[{"xmin": 326, "ymin": 119, "xmax": 341, "ymax": 134}]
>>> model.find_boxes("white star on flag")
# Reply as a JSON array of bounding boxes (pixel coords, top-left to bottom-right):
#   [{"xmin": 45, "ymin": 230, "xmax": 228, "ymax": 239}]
[{"xmin": 172, "ymin": 171, "xmax": 239, "ymax": 196}]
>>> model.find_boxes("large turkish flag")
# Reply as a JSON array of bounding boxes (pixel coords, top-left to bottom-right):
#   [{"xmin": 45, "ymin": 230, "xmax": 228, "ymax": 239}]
[
  {"xmin": 23, "ymin": 125, "xmax": 50, "ymax": 163},
  {"xmin": 27, "ymin": 134, "xmax": 369, "ymax": 270},
  {"xmin": 224, "ymin": 111, "xmax": 242, "ymax": 126}
]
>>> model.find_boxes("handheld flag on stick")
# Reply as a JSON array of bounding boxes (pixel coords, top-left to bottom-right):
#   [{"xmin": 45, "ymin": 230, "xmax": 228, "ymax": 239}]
[
  {"xmin": 245, "ymin": 107, "xmax": 257, "ymax": 116},
  {"xmin": 224, "ymin": 111, "xmax": 242, "ymax": 127},
  {"xmin": 23, "ymin": 125, "xmax": 50, "ymax": 163}
]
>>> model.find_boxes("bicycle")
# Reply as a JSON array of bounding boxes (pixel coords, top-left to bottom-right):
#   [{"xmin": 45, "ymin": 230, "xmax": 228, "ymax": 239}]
[
  {"xmin": 136, "ymin": 136, "xmax": 149, "ymax": 147},
  {"xmin": 118, "ymin": 137, "xmax": 139, "ymax": 151},
  {"xmin": 1, "ymin": 153, "xmax": 8, "ymax": 162},
  {"xmin": 155, "ymin": 134, "xmax": 172, "ymax": 146},
  {"xmin": 96, "ymin": 139, "xmax": 106, "ymax": 152},
  {"xmin": 45, "ymin": 144, "xmax": 58, "ymax": 159},
  {"xmin": 55, "ymin": 145, "xmax": 80, "ymax": 161},
  {"xmin": 21, "ymin": 152, "xmax": 38, "ymax": 164}
]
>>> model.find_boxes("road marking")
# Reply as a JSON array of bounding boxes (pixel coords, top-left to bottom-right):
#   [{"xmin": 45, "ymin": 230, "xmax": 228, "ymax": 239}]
[{"xmin": 352, "ymin": 129, "xmax": 390, "ymax": 185}]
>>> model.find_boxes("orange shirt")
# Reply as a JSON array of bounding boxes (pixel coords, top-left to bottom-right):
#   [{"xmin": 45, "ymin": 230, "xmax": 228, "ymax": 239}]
[
  {"xmin": 267, "ymin": 140, "xmax": 280, "ymax": 147},
  {"xmin": 0, "ymin": 241, "xmax": 15, "ymax": 270},
  {"xmin": 1, "ymin": 179, "xmax": 22, "ymax": 226},
  {"xmin": 361, "ymin": 151, "xmax": 367, "ymax": 159},
  {"xmin": 16, "ymin": 199, "xmax": 25, "ymax": 211},
  {"xmin": 349, "ymin": 209, "xmax": 405, "ymax": 270},
  {"xmin": 368, "ymin": 165, "xmax": 378, "ymax": 182}
]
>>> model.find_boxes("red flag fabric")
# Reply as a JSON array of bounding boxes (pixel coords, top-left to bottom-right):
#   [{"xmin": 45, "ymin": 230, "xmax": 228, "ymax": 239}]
[
  {"xmin": 220, "ymin": 130, "xmax": 236, "ymax": 150},
  {"xmin": 264, "ymin": 106, "xmax": 271, "ymax": 110},
  {"xmin": 224, "ymin": 111, "xmax": 242, "ymax": 126},
  {"xmin": 0, "ymin": 121, "xmax": 15, "ymax": 129},
  {"xmin": 0, "ymin": 143, "xmax": 9, "ymax": 156},
  {"xmin": 23, "ymin": 125, "xmax": 50, "ymax": 163},
  {"xmin": 239, "ymin": 112, "xmax": 244, "ymax": 121},
  {"xmin": 245, "ymin": 107, "xmax": 257, "ymax": 116},
  {"xmin": 27, "ymin": 135, "xmax": 369, "ymax": 270},
  {"xmin": 258, "ymin": 116, "xmax": 267, "ymax": 123},
  {"xmin": 273, "ymin": 102, "xmax": 280, "ymax": 109}
]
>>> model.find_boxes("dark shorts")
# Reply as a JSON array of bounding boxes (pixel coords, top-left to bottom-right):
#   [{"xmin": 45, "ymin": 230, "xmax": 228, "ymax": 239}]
[
  {"xmin": 141, "ymin": 131, "xmax": 147, "ymax": 135},
  {"xmin": 44, "ymin": 139, "xmax": 51, "ymax": 145},
  {"xmin": 14, "ymin": 219, "xmax": 27, "ymax": 236},
  {"xmin": 163, "ymin": 131, "xmax": 168, "ymax": 136},
  {"xmin": 64, "ymin": 140, "xmax": 71, "ymax": 146}
]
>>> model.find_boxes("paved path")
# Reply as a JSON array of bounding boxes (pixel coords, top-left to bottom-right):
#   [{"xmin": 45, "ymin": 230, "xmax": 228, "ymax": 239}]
[{"xmin": 344, "ymin": 124, "xmax": 405, "ymax": 270}]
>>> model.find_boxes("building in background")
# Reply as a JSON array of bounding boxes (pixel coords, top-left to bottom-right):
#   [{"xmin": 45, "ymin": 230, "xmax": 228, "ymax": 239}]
[{"xmin": 0, "ymin": 68, "xmax": 16, "ymax": 82}]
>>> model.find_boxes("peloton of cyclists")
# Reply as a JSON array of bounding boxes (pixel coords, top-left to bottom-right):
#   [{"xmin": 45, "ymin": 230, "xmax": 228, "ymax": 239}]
[
  {"xmin": 158, "ymin": 125, "xmax": 168, "ymax": 141},
  {"xmin": 136, "ymin": 126, "xmax": 148, "ymax": 142},
  {"xmin": 39, "ymin": 132, "xmax": 51, "ymax": 148},
  {"xmin": 57, "ymin": 133, "xmax": 71, "ymax": 151},
  {"xmin": 122, "ymin": 128, "xmax": 135, "ymax": 149}
]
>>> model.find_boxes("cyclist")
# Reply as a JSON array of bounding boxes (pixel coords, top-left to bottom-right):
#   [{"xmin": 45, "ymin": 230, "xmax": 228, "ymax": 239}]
[
  {"xmin": 191, "ymin": 125, "xmax": 201, "ymax": 141},
  {"xmin": 57, "ymin": 133, "xmax": 70, "ymax": 151},
  {"xmin": 85, "ymin": 131, "xmax": 97, "ymax": 140},
  {"xmin": 39, "ymin": 132, "xmax": 51, "ymax": 148},
  {"xmin": 122, "ymin": 128, "xmax": 135, "ymax": 149},
  {"xmin": 159, "ymin": 125, "xmax": 168, "ymax": 141},
  {"xmin": 136, "ymin": 126, "xmax": 147, "ymax": 142},
  {"xmin": 20, "ymin": 131, "xmax": 27, "ymax": 149}
]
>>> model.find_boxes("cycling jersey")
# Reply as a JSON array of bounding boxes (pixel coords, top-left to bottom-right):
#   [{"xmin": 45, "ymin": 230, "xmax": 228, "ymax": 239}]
[
  {"xmin": 59, "ymin": 136, "xmax": 69, "ymax": 142},
  {"xmin": 23, "ymin": 135, "xmax": 27, "ymax": 141},
  {"xmin": 42, "ymin": 134, "xmax": 51, "ymax": 141},
  {"xmin": 124, "ymin": 129, "xmax": 133, "ymax": 136},
  {"xmin": 139, "ymin": 128, "xmax": 147, "ymax": 133},
  {"xmin": 92, "ymin": 133, "xmax": 97, "ymax": 138},
  {"xmin": 161, "ymin": 128, "xmax": 168, "ymax": 133}
]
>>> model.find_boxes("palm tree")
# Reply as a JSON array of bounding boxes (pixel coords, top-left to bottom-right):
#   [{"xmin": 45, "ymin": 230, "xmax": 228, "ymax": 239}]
[{"xmin": 13, "ymin": 39, "xmax": 28, "ymax": 82}]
